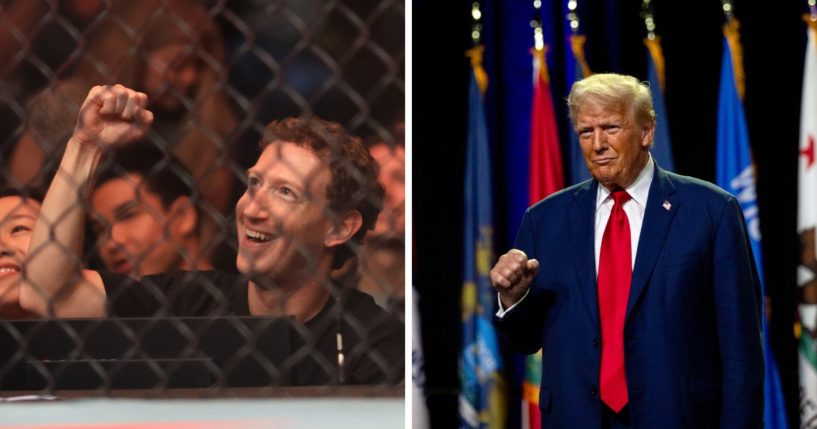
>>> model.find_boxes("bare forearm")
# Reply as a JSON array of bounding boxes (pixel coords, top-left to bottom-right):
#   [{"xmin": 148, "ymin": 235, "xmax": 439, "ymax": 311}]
[
  {"xmin": 20, "ymin": 139, "xmax": 102, "ymax": 315},
  {"xmin": 19, "ymin": 84, "xmax": 152, "ymax": 317}
]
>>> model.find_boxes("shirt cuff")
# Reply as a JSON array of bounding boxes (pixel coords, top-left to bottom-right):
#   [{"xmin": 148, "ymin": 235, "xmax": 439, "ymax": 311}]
[{"xmin": 495, "ymin": 288, "xmax": 530, "ymax": 318}]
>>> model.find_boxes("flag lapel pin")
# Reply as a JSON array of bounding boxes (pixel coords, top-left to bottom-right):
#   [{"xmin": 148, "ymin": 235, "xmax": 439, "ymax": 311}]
[{"xmin": 662, "ymin": 201, "xmax": 671, "ymax": 211}]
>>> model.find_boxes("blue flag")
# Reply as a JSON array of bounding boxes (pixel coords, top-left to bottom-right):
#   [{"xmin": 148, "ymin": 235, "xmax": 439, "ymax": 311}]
[
  {"xmin": 459, "ymin": 49, "xmax": 505, "ymax": 429},
  {"xmin": 716, "ymin": 33, "xmax": 789, "ymax": 429},
  {"xmin": 645, "ymin": 44, "xmax": 675, "ymax": 172},
  {"xmin": 566, "ymin": 35, "xmax": 591, "ymax": 185}
]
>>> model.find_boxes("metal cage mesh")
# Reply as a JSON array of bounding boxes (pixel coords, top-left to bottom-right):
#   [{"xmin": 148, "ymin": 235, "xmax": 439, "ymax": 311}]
[{"xmin": 0, "ymin": 0, "xmax": 404, "ymax": 395}]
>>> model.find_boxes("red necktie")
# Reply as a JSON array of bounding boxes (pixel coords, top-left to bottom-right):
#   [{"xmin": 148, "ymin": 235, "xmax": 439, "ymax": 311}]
[{"xmin": 598, "ymin": 189, "xmax": 632, "ymax": 412}]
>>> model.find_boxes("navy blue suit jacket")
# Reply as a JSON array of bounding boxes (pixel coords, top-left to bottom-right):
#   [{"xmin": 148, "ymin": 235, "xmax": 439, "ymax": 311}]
[{"xmin": 496, "ymin": 166, "xmax": 764, "ymax": 428}]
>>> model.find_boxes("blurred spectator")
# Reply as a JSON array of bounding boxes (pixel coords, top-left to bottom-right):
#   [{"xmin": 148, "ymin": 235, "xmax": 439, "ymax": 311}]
[
  {"xmin": 334, "ymin": 127, "xmax": 405, "ymax": 310},
  {"xmin": 0, "ymin": 0, "xmax": 103, "ymax": 85},
  {"xmin": 0, "ymin": 187, "xmax": 42, "ymax": 319},
  {"xmin": 0, "ymin": 0, "xmax": 105, "ymax": 166},
  {"xmin": 9, "ymin": 0, "xmax": 239, "ymax": 256},
  {"xmin": 90, "ymin": 144, "xmax": 213, "ymax": 279},
  {"xmin": 369, "ymin": 139, "xmax": 405, "ymax": 237}
]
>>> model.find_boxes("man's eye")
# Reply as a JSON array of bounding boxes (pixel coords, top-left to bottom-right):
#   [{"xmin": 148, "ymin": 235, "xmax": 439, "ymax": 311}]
[
  {"xmin": 116, "ymin": 207, "xmax": 138, "ymax": 221},
  {"xmin": 275, "ymin": 187, "xmax": 298, "ymax": 201}
]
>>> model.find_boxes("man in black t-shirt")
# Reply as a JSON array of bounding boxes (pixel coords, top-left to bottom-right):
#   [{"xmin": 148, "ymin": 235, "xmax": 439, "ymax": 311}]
[{"xmin": 19, "ymin": 84, "xmax": 402, "ymax": 385}]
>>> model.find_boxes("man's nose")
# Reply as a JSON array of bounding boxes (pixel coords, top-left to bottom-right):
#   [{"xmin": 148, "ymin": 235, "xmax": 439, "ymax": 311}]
[
  {"xmin": 105, "ymin": 224, "xmax": 127, "ymax": 249},
  {"xmin": 243, "ymin": 193, "xmax": 270, "ymax": 220},
  {"xmin": 592, "ymin": 128, "xmax": 608, "ymax": 151}
]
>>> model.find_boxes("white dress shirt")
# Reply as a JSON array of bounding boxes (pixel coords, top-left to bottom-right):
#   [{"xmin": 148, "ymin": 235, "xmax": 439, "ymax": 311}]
[
  {"xmin": 496, "ymin": 156, "xmax": 655, "ymax": 317},
  {"xmin": 593, "ymin": 155, "xmax": 653, "ymax": 273}
]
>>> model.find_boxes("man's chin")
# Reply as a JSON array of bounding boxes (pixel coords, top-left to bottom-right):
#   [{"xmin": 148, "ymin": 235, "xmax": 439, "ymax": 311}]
[
  {"xmin": 236, "ymin": 256, "xmax": 269, "ymax": 277},
  {"xmin": 590, "ymin": 167, "xmax": 620, "ymax": 186}
]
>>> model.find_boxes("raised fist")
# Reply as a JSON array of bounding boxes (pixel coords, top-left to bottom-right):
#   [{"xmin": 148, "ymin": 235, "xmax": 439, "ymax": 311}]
[
  {"xmin": 73, "ymin": 84, "xmax": 153, "ymax": 149},
  {"xmin": 490, "ymin": 249, "xmax": 539, "ymax": 308}
]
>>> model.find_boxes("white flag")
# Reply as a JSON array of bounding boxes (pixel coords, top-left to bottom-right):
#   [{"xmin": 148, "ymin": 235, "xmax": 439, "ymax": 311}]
[
  {"xmin": 797, "ymin": 20, "xmax": 817, "ymax": 429},
  {"xmin": 412, "ymin": 289, "xmax": 430, "ymax": 429}
]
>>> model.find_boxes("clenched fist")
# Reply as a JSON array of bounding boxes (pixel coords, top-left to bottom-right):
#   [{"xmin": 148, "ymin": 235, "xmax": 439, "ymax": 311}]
[
  {"xmin": 73, "ymin": 84, "xmax": 153, "ymax": 149},
  {"xmin": 490, "ymin": 249, "xmax": 539, "ymax": 309}
]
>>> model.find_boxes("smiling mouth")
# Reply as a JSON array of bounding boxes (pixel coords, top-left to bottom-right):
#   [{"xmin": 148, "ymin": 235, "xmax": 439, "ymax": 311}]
[
  {"xmin": 0, "ymin": 265, "xmax": 20, "ymax": 278},
  {"xmin": 246, "ymin": 228, "xmax": 273, "ymax": 243}
]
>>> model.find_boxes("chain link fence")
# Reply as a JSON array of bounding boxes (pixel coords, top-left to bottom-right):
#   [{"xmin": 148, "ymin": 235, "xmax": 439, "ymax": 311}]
[{"xmin": 0, "ymin": 0, "xmax": 404, "ymax": 394}]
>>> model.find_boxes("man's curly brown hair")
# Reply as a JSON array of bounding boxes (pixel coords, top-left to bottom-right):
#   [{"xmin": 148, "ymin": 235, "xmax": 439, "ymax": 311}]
[{"xmin": 260, "ymin": 117, "xmax": 385, "ymax": 269}]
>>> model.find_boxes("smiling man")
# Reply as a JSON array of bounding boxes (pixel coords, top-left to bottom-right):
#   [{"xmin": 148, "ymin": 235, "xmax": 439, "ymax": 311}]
[
  {"xmin": 20, "ymin": 84, "xmax": 402, "ymax": 385},
  {"xmin": 490, "ymin": 74, "xmax": 763, "ymax": 428}
]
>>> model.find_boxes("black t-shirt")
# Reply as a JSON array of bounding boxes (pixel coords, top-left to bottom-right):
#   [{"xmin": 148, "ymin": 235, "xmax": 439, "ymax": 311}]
[{"xmin": 100, "ymin": 270, "xmax": 404, "ymax": 386}]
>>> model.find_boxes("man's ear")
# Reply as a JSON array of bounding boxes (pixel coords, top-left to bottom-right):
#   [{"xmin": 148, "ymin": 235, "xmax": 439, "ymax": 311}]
[
  {"xmin": 641, "ymin": 122, "xmax": 656, "ymax": 149},
  {"xmin": 325, "ymin": 210, "xmax": 363, "ymax": 248},
  {"xmin": 169, "ymin": 196, "xmax": 197, "ymax": 238}
]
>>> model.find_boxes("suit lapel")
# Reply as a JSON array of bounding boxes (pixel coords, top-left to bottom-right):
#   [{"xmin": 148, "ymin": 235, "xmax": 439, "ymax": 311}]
[
  {"xmin": 569, "ymin": 180, "xmax": 600, "ymax": 326},
  {"xmin": 626, "ymin": 167, "xmax": 679, "ymax": 322}
]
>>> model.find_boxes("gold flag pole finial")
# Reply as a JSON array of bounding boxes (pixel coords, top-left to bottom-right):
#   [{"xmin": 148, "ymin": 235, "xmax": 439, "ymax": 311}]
[{"xmin": 466, "ymin": 2, "xmax": 489, "ymax": 94}]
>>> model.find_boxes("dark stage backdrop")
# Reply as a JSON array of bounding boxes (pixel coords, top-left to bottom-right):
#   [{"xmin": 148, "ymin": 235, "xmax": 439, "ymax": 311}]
[{"xmin": 414, "ymin": 0, "xmax": 804, "ymax": 427}]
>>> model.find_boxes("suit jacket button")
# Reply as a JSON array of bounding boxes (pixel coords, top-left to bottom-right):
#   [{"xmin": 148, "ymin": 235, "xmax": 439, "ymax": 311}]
[
  {"xmin": 592, "ymin": 338, "xmax": 599, "ymax": 347},
  {"xmin": 591, "ymin": 385, "xmax": 597, "ymax": 396}
]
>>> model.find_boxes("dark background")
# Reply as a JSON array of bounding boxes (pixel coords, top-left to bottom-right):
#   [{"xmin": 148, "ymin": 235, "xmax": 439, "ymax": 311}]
[{"xmin": 413, "ymin": 1, "xmax": 804, "ymax": 427}]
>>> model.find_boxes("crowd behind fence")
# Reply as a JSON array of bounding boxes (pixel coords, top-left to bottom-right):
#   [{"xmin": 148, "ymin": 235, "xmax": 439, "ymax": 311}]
[{"xmin": 0, "ymin": 0, "xmax": 405, "ymax": 393}]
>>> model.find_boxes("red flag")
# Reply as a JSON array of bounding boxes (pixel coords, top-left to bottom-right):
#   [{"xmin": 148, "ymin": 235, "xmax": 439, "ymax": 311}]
[
  {"xmin": 522, "ymin": 46, "xmax": 565, "ymax": 429},
  {"xmin": 529, "ymin": 47, "xmax": 565, "ymax": 204}
]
